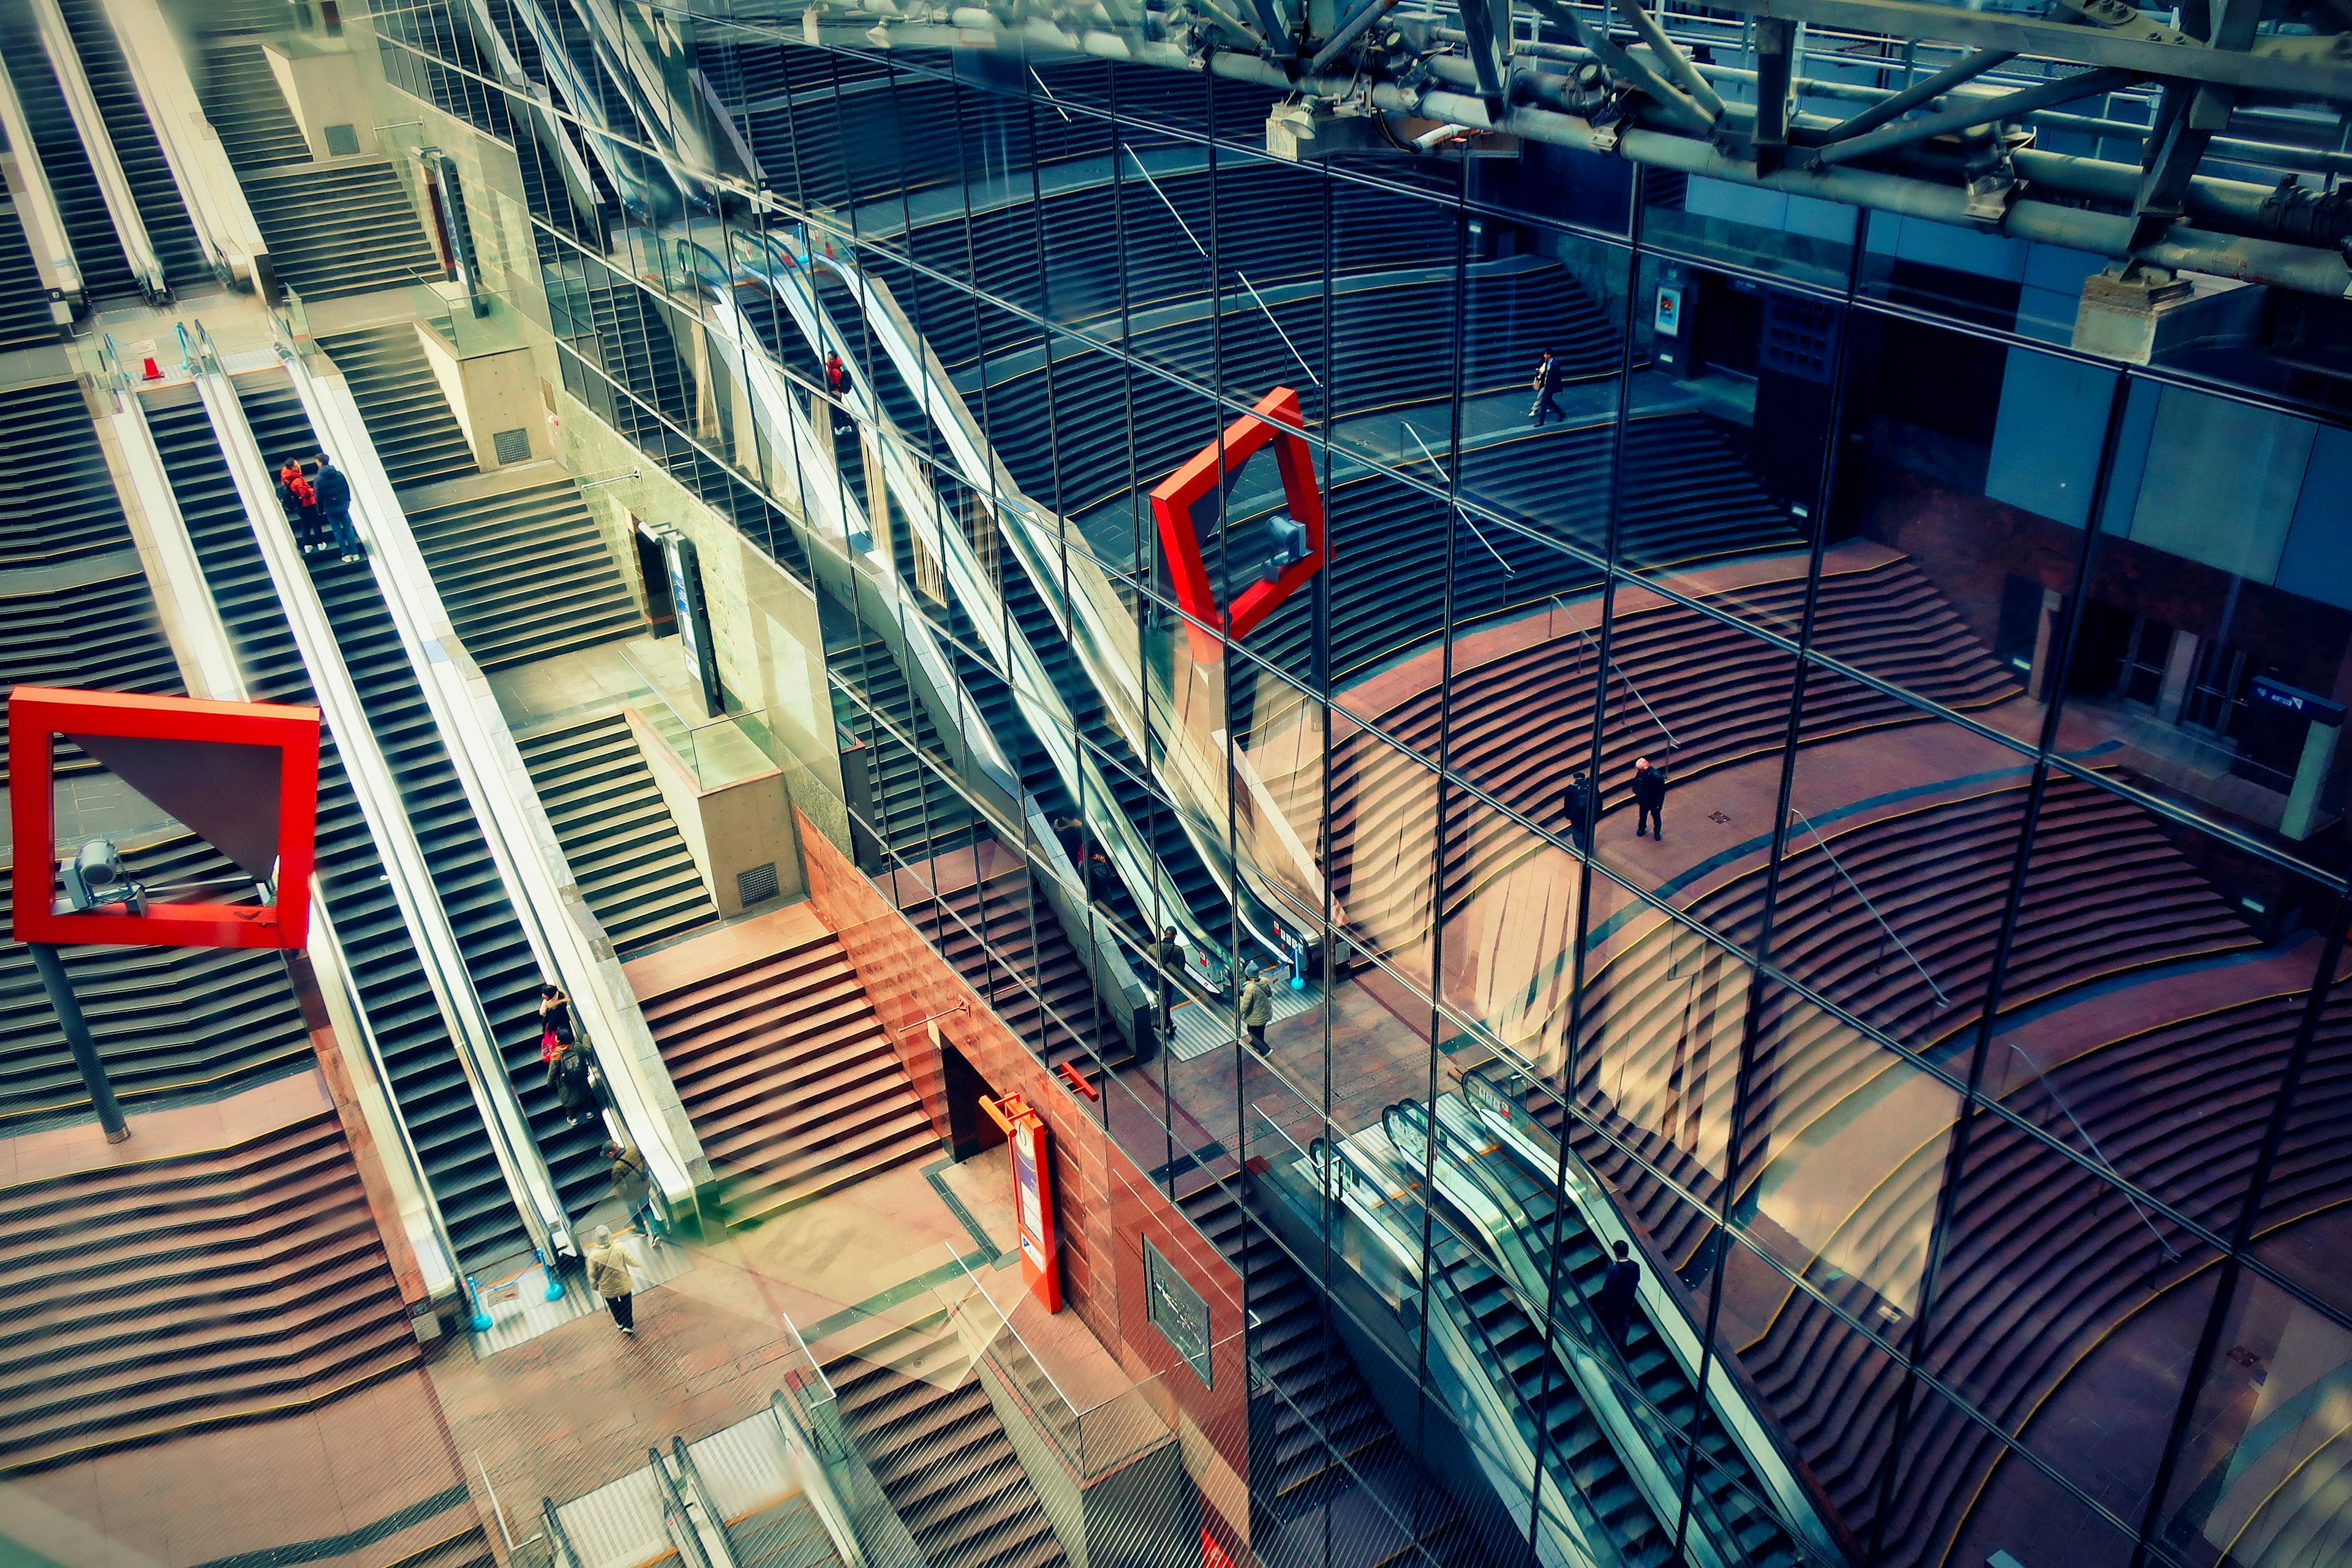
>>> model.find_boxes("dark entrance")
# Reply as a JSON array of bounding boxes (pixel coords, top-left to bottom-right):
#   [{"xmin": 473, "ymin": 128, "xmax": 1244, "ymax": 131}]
[
  {"xmin": 633, "ymin": 518, "xmax": 675, "ymax": 636},
  {"xmin": 941, "ymin": 1040, "xmax": 1005, "ymax": 1161}
]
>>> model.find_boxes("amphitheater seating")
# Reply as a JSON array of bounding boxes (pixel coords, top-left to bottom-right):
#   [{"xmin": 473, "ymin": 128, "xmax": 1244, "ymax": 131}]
[
  {"xmin": 1321, "ymin": 554, "xmax": 2019, "ymax": 947},
  {"xmin": 0, "ymin": 1110, "xmax": 417, "ymax": 1472}
]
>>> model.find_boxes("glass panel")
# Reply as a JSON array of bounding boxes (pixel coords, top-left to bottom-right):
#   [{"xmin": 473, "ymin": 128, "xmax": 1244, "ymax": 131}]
[
  {"xmin": 1823, "ymin": 320, "xmax": 2118, "ymax": 736},
  {"xmin": 2252, "ymin": 948, "xmax": 2352, "ymax": 1319},
  {"xmin": 2047, "ymin": 376, "xmax": 2352, "ymax": 862},
  {"xmin": 1923, "ymin": 1104, "xmax": 2224, "ymax": 1526},
  {"xmin": 1731, "ymin": 982, "xmax": 1959, "ymax": 1344},
  {"xmin": 1885, "ymin": 1378, "xmax": 2141, "ymax": 1568},
  {"xmin": 2153, "ymin": 1268, "xmax": 2352, "ymax": 1567},
  {"xmin": 1643, "ymin": 168, "xmax": 1858, "ymax": 289},
  {"xmin": 1325, "ymin": 711, "xmax": 1442, "ymax": 1000}
]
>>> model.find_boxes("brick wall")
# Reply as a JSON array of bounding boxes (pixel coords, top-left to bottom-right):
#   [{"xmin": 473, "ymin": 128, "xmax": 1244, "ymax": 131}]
[{"xmin": 796, "ymin": 811, "xmax": 1255, "ymax": 1515}]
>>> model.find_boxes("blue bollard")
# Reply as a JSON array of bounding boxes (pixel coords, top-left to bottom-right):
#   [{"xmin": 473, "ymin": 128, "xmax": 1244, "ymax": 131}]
[
  {"xmin": 464, "ymin": 1275, "xmax": 493, "ymax": 1333},
  {"xmin": 539, "ymin": 1245, "xmax": 565, "ymax": 1302}
]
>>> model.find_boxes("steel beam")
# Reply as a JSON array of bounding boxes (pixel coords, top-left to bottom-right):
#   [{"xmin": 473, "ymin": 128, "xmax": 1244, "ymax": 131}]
[
  {"xmin": 1812, "ymin": 66, "xmax": 2135, "ymax": 167},
  {"xmin": 1815, "ymin": 47, "xmax": 2018, "ymax": 143},
  {"xmin": 1681, "ymin": 0, "xmax": 2352, "ymax": 101},
  {"xmin": 1612, "ymin": 0, "xmax": 1725, "ymax": 120}
]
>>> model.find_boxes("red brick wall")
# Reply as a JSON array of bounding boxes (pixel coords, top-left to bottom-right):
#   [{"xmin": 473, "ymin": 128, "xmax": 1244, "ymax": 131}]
[{"xmin": 796, "ymin": 812, "xmax": 1253, "ymax": 1499}]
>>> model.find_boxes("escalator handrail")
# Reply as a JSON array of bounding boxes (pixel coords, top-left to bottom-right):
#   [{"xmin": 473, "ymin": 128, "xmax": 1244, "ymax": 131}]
[
  {"xmin": 649, "ymin": 1444, "xmax": 722, "ymax": 1568},
  {"xmin": 277, "ymin": 334, "xmax": 703, "ymax": 1223},
  {"xmin": 187, "ymin": 323, "xmax": 571, "ymax": 1267}
]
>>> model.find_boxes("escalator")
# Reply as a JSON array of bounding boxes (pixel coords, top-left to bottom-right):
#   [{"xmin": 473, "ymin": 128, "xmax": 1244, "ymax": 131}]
[
  {"xmin": 143, "ymin": 385, "xmax": 582, "ymax": 1270},
  {"xmin": 1276, "ymin": 1097, "xmax": 1840, "ymax": 1568},
  {"xmin": 51, "ymin": 0, "xmax": 208, "ymax": 288},
  {"xmin": 0, "ymin": 0, "xmax": 131, "ymax": 297}
]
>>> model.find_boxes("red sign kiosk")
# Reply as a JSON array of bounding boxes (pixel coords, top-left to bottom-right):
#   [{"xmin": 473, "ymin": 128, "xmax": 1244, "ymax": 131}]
[{"xmin": 981, "ymin": 1091, "xmax": 1062, "ymax": 1313}]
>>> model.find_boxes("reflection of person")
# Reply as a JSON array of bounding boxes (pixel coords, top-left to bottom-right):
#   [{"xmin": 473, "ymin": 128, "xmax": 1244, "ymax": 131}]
[
  {"xmin": 1147, "ymin": 927, "xmax": 1186, "ymax": 1036},
  {"xmin": 608, "ymin": 1141, "xmax": 664, "ymax": 1244},
  {"xmin": 1559, "ymin": 769, "xmax": 1593, "ymax": 853},
  {"xmin": 1596, "ymin": 1240, "xmax": 1640, "ymax": 1350},
  {"xmin": 1632, "ymin": 756, "xmax": 1668, "ymax": 841},
  {"xmin": 1237, "ymin": 966, "xmax": 1275, "ymax": 1051},
  {"xmin": 1529, "ymin": 349, "xmax": 1567, "ymax": 427}
]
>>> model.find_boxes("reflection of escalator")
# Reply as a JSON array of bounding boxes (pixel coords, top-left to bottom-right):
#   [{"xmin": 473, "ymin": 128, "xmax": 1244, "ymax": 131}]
[
  {"xmin": 1285, "ymin": 1099, "xmax": 1835, "ymax": 1568},
  {"xmin": 1389, "ymin": 1096, "xmax": 1820, "ymax": 1568},
  {"xmin": 51, "ymin": 0, "xmax": 208, "ymax": 287}
]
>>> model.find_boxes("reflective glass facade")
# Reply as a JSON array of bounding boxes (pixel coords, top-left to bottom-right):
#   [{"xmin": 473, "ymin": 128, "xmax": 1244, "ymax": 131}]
[{"xmin": 365, "ymin": 7, "xmax": 2352, "ymax": 1565}]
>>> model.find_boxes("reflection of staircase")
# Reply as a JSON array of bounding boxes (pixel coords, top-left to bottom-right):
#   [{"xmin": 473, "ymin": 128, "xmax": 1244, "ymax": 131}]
[
  {"xmin": 0, "ymin": 1109, "xmax": 415, "ymax": 1472},
  {"xmin": 903, "ymin": 860, "xmax": 1129, "ymax": 1076},
  {"xmin": 404, "ymin": 479, "xmax": 642, "ymax": 669},
  {"xmin": 640, "ymin": 924, "xmax": 937, "ymax": 1224},
  {"xmin": 826, "ymin": 1353, "xmax": 1066, "ymax": 1568},
  {"xmin": 317, "ymin": 325, "xmax": 479, "ymax": 490},
  {"xmin": 516, "ymin": 713, "xmax": 715, "ymax": 956}
]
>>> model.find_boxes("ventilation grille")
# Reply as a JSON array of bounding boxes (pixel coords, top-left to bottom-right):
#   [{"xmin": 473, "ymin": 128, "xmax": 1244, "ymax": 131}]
[
  {"xmin": 736, "ymin": 863, "xmax": 780, "ymax": 907},
  {"xmin": 323, "ymin": 123, "xmax": 360, "ymax": 156},
  {"xmin": 491, "ymin": 428, "xmax": 532, "ymax": 464}
]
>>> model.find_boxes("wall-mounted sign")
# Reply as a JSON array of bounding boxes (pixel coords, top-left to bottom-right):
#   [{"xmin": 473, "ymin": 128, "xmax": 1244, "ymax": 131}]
[
  {"xmin": 982, "ymin": 1091, "xmax": 1061, "ymax": 1313},
  {"xmin": 1144, "ymin": 1236, "xmax": 1212, "ymax": 1387},
  {"xmin": 659, "ymin": 530, "xmax": 723, "ymax": 718},
  {"xmin": 1654, "ymin": 282, "xmax": 1684, "ymax": 337},
  {"xmin": 2251, "ymin": 676, "xmax": 2345, "ymax": 727}
]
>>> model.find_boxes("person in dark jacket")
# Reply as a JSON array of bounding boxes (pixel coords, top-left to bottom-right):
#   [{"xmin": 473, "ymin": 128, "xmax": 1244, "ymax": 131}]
[
  {"xmin": 1528, "ymin": 349, "xmax": 1568, "ymax": 427},
  {"xmin": 1631, "ymin": 755, "xmax": 1668, "ymax": 841},
  {"xmin": 1147, "ymin": 927, "xmax": 1187, "ymax": 1037},
  {"xmin": 1595, "ymin": 1240, "xmax": 1640, "ymax": 1350},
  {"xmin": 1560, "ymin": 769, "xmax": 1593, "ymax": 853},
  {"xmin": 548, "ymin": 1039, "xmax": 597, "ymax": 1128},
  {"xmin": 312, "ymin": 451, "xmax": 360, "ymax": 562}
]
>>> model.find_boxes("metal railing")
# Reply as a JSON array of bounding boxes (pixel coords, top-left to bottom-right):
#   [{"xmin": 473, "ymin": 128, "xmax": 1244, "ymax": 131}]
[{"xmin": 1785, "ymin": 804, "xmax": 1947, "ymax": 1008}]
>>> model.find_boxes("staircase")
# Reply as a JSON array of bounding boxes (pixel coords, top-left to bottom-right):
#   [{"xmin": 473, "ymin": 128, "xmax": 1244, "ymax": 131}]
[
  {"xmin": 0, "ymin": 1109, "xmax": 416, "ymax": 1472},
  {"xmin": 402, "ymin": 478, "xmax": 643, "ymax": 670},
  {"xmin": 0, "ymin": 568, "xmax": 181, "ymax": 780},
  {"xmin": 516, "ymin": 713, "xmax": 716, "ymax": 957},
  {"xmin": 317, "ymin": 325, "xmax": 480, "ymax": 490},
  {"xmin": 826, "ymin": 1352, "xmax": 1066, "ymax": 1568},
  {"xmin": 638, "ymin": 925, "xmax": 937, "ymax": 1225},
  {"xmin": 0, "ymin": 381, "xmax": 139, "ymax": 568},
  {"xmin": 829, "ymin": 630, "xmax": 978, "ymax": 860},
  {"xmin": 198, "ymin": 43, "xmax": 311, "ymax": 170},
  {"xmin": 0, "ymin": 842, "xmax": 315, "ymax": 1126},
  {"xmin": 244, "ymin": 160, "xmax": 439, "ymax": 300}
]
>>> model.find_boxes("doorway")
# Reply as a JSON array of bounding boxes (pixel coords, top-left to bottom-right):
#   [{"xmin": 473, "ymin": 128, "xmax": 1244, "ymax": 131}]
[
  {"xmin": 633, "ymin": 518, "xmax": 675, "ymax": 636},
  {"xmin": 941, "ymin": 1041, "xmax": 1005, "ymax": 1162}
]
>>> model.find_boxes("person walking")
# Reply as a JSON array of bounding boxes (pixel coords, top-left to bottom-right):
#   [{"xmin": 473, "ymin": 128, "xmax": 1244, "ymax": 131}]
[
  {"xmin": 1237, "ymin": 965, "xmax": 1275, "ymax": 1052},
  {"xmin": 1528, "ymin": 349, "xmax": 1568, "ymax": 428},
  {"xmin": 538, "ymin": 984, "xmax": 575, "ymax": 1058},
  {"xmin": 606, "ymin": 1141, "xmax": 664, "ymax": 1245},
  {"xmin": 311, "ymin": 451, "xmax": 361, "ymax": 562},
  {"xmin": 587, "ymin": 1224, "xmax": 638, "ymax": 1335},
  {"xmin": 1631, "ymin": 756, "xmax": 1668, "ymax": 841},
  {"xmin": 1560, "ymin": 769, "xmax": 1594, "ymax": 853},
  {"xmin": 279, "ymin": 458, "xmax": 322, "ymax": 556},
  {"xmin": 1595, "ymin": 1239, "xmax": 1640, "ymax": 1351}
]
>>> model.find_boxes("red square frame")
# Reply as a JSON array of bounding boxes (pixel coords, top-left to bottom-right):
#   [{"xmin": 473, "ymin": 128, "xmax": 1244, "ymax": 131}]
[
  {"xmin": 10, "ymin": 687, "xmax": 321, "ymax": 951},
  {"xmin": 1150, "ymin": 386, "xmax": 1326, "ymax": 663}
]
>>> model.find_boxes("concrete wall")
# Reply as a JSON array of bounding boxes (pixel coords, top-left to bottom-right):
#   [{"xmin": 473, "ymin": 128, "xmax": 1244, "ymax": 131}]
[{"xmin": 266, "ymin": 39, "xmax": 372, "ymax": 160}]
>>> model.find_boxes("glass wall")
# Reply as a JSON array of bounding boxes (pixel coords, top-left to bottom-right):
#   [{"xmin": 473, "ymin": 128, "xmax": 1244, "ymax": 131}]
[{"xmin": 364, "ymin": 7, "xmax": 2352, "ymax": 1566}]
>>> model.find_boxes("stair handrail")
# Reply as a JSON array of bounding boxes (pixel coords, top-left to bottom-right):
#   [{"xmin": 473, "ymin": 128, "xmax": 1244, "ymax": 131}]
[
  {"xmin": 541, "ymin": 1496, "xmax": 584, "ymax": 1568},
  {"xmin": 27, "ymin": 0, "xmax": 165, "ymax": 301},
  {"xmin": 768, "ymin": 1308, "xmax": 927, "ymax": 1568},
  {"xmin": 1545, "ymin": 592, "xmax": 1679, "ymax": 750},
  {"xmin": 2005, "ymin": 1041, "xmax": 2184, "ymax": 1265},
  {"xmin": 187, "ymin": 319, "xmax": 576, "ymax": 1269},
  {"xmin": 1785, "ymin": 804, "xmax": 1948, "ymax": 1008},
  {"xmin": 274, "ymin": 332, "xmax": 703, "ymax": 1233}
]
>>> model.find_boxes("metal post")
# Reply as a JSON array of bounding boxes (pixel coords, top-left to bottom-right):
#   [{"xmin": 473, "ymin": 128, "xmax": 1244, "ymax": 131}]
[{"xmin": 30, "ymin": 943, "xmax": 129, "ymax": 1142}]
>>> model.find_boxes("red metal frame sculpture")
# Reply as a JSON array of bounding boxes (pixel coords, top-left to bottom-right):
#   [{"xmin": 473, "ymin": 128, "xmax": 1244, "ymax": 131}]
[
  {"xmin": 10, "ymin": 687, "xmax": 322, "ymax": 951},
  {"xmin": 1150, "ymin": 385, "xmax": 1326, "ymax": 663}
]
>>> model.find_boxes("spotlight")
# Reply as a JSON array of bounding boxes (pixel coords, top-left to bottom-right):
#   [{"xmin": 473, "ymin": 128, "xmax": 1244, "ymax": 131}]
[{"xmin": 56, "ymin": 837, "xmax": 145, "ymax": 916}]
